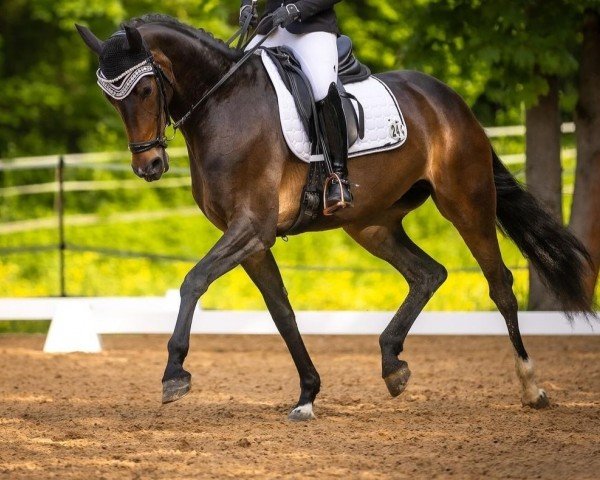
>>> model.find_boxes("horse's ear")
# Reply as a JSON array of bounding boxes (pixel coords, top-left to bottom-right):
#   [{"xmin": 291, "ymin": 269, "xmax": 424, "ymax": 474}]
[
  {"xmin": 75, "ymin": 24, "xmax": 103, "ymax": 55},
  {"xmin": 123, "ymin": 24, "xmax": 145, "ymax": 53}
]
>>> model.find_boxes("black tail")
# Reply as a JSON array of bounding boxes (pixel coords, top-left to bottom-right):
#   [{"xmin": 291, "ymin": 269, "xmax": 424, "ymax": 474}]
[{"xmin": 492, "ymin": 150, "xmax": 595, "ymax": 315}]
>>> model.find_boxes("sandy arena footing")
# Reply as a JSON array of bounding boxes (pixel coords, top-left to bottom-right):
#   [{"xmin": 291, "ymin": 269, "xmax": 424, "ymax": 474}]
[{"xmin": 0, "ymin": 334, "xmax": 598, "ymax": 479}]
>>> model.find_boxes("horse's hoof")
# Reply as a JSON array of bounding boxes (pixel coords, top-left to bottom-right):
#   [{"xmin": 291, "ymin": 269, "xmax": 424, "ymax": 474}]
[
  {"xmin": 288, "ymin": 403, "xmax": 315, "ymax": 421},
  {"xmin": 522, "ymin": 389, "xmax": 550, "ymax": 409},
  {"xmin": 384, "ymin": 361, "xmax": 411, "ymax": 397},
  {"xmin": 162, "ymin": 377, "xmax": 191, "ymax": 404}
]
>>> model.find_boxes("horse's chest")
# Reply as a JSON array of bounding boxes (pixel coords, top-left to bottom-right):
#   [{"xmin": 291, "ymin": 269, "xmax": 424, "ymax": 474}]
[{"xmin": 189, "ymin": 171, "xmax": 229, "ymax": 232}]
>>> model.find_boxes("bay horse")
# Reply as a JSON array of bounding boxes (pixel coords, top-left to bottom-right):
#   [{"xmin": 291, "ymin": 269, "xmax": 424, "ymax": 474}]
[{"xmin": 76, "ymin": 15, "xmax": 594, "ymax": 420}]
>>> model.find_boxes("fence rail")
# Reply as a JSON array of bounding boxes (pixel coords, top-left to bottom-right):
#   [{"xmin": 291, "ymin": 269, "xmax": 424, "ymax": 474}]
[
  {"xmin": 0, "ymin": 123, "xmax": 577, "ymax": 297},
  {"xmin": 0, "ymin": 295, "xmax": 596, "ymax": 353},
  {"xmin": 0, "ymin": 123, "xmax": 576, "ymax": 169}
]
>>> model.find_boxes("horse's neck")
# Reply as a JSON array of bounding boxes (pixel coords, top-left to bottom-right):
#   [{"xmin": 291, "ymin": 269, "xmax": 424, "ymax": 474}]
[{"xmin": 149, "ymin": 28, "xmax": 236, "ymax": 122}]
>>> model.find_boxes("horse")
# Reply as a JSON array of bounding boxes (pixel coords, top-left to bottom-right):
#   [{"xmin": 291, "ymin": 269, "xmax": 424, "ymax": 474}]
[{"xmin": 76, "ymin": 14, "xmax": 594, "ymax": 421}]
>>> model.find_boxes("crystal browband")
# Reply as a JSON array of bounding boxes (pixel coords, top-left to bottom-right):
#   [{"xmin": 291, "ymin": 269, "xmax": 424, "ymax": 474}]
[{"xmin": 97, "ymin": 59, "xmax": 154, "ymax": 100}]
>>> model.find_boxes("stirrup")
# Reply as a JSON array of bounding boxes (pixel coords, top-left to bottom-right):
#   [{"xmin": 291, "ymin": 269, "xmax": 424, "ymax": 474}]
[{"xmin": 323, "ymin": 173, "xmax": 353, "ymax": 216}]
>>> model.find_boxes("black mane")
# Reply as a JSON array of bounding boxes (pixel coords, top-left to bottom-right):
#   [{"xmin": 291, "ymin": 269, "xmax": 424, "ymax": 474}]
[{"xmin": 126, "ymin": 14, "xmax": 243, "ymax": 60}]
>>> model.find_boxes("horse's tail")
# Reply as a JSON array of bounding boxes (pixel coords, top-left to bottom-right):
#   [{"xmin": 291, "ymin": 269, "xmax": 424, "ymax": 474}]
[{"xmin": 492, "ymin": 149, "xmax": 595, "ymax": 315}]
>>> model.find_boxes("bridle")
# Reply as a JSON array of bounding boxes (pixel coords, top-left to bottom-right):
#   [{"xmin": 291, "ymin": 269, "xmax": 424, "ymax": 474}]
[
  {"xmin": 96, "ymin": 13, "xmax": 276, "ymax": 154},
  {"xmin": 126, "ymin": 56, "xmax": 173, "ymax": 154},
  {"xmin": 97, "ymin": 51, "xmax": 173, "ymax": 154}
]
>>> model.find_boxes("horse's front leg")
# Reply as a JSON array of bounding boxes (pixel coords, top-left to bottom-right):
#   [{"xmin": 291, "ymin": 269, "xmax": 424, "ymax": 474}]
[
  {"xmin": 242, "ymin": 250, "xmax": 320, "ymax": 420},
  {"xmin": 162, "ymin": 218, "xmax": 271, "ymax": 403}
]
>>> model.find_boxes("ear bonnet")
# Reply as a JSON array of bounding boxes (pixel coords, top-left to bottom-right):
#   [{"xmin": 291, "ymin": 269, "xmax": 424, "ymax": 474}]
[{"xmin": 96, "ymin": 31, "xmax": 153, "ymax": 100}]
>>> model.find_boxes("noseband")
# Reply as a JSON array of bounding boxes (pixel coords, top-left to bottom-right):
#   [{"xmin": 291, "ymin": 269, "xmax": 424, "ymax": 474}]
[{"xmin": 97, "ymin": 54, "xmax": 172, "ymax": 154}]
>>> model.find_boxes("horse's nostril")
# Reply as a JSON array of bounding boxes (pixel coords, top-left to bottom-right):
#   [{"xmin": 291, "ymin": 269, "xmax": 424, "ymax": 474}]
[
  {"xmin": 150, "ymin": 157, "xmax": 163, "ymax": 172},
  {"xmin": 132, "ymin": 165, "xmax": 144, "ymax": 177}
]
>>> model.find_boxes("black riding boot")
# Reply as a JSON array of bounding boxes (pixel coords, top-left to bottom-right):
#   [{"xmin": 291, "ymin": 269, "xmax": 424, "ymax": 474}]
[{"xmin": 317, "ymin": 83, "xmax": 353, "ymax": 215}]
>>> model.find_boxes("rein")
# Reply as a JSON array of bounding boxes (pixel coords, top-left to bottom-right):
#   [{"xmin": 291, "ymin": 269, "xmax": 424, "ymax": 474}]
[{"xmin": 172, "ymin": 16, "xmax": 277, "ymax": 131}]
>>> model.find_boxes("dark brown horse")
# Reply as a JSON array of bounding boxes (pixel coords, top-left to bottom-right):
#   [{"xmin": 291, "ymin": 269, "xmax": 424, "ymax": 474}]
[{"xmin": 76, "ymin": 15, "xmax": 593, "ymax": 420}]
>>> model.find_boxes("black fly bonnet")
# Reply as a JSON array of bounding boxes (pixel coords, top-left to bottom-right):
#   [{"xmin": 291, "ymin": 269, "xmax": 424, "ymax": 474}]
[{"xmin": 96, "ymin": 28, "xmax": 172, "ymax": 154}]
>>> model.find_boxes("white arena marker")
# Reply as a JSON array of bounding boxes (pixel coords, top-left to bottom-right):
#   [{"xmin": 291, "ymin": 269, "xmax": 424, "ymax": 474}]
[{"xmin": 43, "ymin": 300, "xmax": 101, "ymax": 353}]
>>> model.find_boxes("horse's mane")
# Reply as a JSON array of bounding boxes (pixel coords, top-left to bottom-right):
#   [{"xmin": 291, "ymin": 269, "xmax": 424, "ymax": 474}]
[{"xmin": 126, "ymin": 14, "xmax": 243, "ymax": 60}]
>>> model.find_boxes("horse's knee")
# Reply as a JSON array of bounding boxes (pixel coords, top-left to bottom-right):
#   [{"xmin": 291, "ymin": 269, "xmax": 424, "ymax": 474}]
[
  {"xmin": 427, "ymin": 264, "xmax": 448, "ymax": 293},
  {"xmin": 180, "ymin": 272, "xmax": 208, "ymax": 299},
  {"xmin": 409, "ymin": 263, "xmax": 448, "ymax": 297}
]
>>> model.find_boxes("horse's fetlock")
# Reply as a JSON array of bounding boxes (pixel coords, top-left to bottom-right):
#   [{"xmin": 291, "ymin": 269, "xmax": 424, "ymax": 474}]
[
  {"xmin": 302, "ymin": 372, "xmax": 321, "ymax": 395},
  {"xmin": 379, "ymin": 334, "xmax": 401, "ymax": 356},
  {"xmin": 167, "ymin": 338, "xmax": 188, "ymax": 357}
]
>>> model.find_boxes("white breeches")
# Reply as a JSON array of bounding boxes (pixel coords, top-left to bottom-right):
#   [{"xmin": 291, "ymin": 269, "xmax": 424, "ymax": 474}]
[{"xmin": 246, "ymin": 27, "xmax": 338, "ymax": 101}]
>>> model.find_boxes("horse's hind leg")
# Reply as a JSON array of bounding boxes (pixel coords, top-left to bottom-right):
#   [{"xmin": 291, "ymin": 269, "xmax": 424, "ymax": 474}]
[
  {"xmin": 345, "ymin": 217, "xmax": 448, "ymax": 397},
  {"xmin": 242, "ymin": 250, "xmax": 320, "ymax": 421},
  {"xmin": 431, "ymin": 155, "xmax": 549, "ymax": 409}
]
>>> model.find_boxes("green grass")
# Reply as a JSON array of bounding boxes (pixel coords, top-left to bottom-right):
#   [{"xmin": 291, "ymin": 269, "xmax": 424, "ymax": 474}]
[
  {"xmin": 1, "ymin": 136, "xmax": 595, "ymax": 326},
  {"xmin": 0, "ymin": 190, "xmax": 528, "ymax": 311}
]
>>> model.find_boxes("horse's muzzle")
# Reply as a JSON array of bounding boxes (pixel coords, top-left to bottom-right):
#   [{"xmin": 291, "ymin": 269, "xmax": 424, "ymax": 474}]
[{"xmin": 132, "ymin": 149, "xmax": 169, "ymax": 182}]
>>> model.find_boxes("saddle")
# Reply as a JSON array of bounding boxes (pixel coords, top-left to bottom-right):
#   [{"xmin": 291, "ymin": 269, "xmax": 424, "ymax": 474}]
[
  {"xmin": 260, "ymin": 37, "xmax": 377, "ymax": 236},
  {"xmin": 261, "ymin": 35, "xmax": 369, "ymax": 151}
]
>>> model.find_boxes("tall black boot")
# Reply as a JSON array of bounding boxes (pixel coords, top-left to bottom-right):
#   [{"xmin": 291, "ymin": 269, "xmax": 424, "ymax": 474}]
[{"xmin": 317, "ymin": 83, "xmax": 353, "ymax": 215}]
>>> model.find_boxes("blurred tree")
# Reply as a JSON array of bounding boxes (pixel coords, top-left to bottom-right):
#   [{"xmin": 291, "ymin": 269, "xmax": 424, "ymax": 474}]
[
  {"xmin": 0, "ymin": 0, "xmax": 238, "ymax": 158},
  {"xmin": 0, "ymin": 0, "xmax": 125, "ymax": 157},
  {"xmin": 0, "ymin": 1, "xmax": 596, "ymax": 302},
  {"xmin": 571, "ymin": 6, "xmax": 600, "ymax": 303},
  {"xmin": 336, "ymin": 0, "xmax": 406, "ymax": 73},
  {"xmin": 399, "ymin": 0, "xmax": 599, "ymax": 308}
]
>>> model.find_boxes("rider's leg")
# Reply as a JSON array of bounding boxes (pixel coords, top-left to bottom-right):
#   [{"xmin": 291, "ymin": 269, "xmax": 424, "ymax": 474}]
[
  {"xmin": 317, "ymin": 84, "xmax": 353, "ymax": 213},
  {"xmin": 276, "ymin": 30, "xmax": 338, "ymax": 101},
  {"xmin": 247, "ymin": 29, "xmax": 351, "ymax": 213},
  {"xmin": 281, "ymin": 31, "xmax": 352, "ymax": 213},
  {"xmin": 244, "ymin": 26, "xmax": 288, "ymax": 50}
]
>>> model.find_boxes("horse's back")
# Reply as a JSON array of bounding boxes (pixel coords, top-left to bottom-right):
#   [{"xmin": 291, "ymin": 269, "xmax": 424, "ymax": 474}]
[{"xmin": 376, "ymin": 69, "xmax": 483, "ymax": 130}]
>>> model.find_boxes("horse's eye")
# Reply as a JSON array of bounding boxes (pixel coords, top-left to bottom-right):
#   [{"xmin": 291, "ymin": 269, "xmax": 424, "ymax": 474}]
[{"xmin": 140, "ymin": 85, "xmax": 152, "ymax": 98}]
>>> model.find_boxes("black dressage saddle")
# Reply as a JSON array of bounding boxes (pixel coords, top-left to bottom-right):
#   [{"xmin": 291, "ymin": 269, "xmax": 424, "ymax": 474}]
[{"xmin": 261, "ymin": 35, "xmax": 370, "ymax": 149}]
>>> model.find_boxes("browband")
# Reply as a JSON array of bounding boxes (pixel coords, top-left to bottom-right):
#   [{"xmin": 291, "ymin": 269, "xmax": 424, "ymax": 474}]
[{"xmin": 97, "ymin": 59, "xmax": 154, "ymax": 100}]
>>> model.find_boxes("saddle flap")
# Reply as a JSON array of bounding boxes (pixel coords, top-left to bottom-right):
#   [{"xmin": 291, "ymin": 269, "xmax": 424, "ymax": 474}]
[{"xmin": 261, "ymin": 47, "xmax": 316, "ymax": 144}]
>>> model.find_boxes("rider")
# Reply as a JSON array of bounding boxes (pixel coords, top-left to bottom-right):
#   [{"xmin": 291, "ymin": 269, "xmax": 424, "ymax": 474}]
[{"xmin": 240, "ymin": 0, "xmax": 353, "ymax": 214}]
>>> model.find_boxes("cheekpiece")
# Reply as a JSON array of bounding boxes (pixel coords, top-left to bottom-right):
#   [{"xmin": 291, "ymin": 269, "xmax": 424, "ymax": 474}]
[{"xmin": 96, "ymin": 59, "xmax": 154, "ymax": 100}]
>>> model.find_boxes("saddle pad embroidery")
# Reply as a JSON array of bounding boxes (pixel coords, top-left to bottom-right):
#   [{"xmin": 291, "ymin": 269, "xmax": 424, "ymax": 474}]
[{"xmin": 260, "ymin": 50, "xmax": 407, "ymax": 163}]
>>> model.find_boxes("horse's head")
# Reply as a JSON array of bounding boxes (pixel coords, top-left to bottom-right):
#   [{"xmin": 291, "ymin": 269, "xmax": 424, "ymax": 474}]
[{"xmin": 76, "ymin": 24, "xmax": 173, "ymax": 181}]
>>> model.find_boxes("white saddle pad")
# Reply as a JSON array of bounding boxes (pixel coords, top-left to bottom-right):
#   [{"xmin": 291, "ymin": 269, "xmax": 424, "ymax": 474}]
[{"xmin": 260, "ymin": 50, "xmax": 407, "ymax": 163}]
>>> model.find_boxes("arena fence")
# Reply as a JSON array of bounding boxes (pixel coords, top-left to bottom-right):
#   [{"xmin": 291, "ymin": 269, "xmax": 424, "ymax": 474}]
[
  {"xmin": 2, "ymin": 122, "xmax": 593, "ymax": 348},
  {"xmin": 0, "ymin": 123, "xmax": 577, "ymax": 297},
  {"xmin": 0, "ymin": 292, "xmax": 596, "ymax": 353}
]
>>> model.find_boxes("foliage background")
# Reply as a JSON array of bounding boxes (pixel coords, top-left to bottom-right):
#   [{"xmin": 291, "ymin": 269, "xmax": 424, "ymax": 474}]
[{"xmin": 0, "ymin": 1, "xmax": 597, "ymax": 313}]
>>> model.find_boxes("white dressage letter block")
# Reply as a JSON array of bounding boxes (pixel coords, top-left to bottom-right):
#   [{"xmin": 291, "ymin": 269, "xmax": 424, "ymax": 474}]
[{"xmin": 43, "ymin": 300, "xmax": 102, "ymax": 353}]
